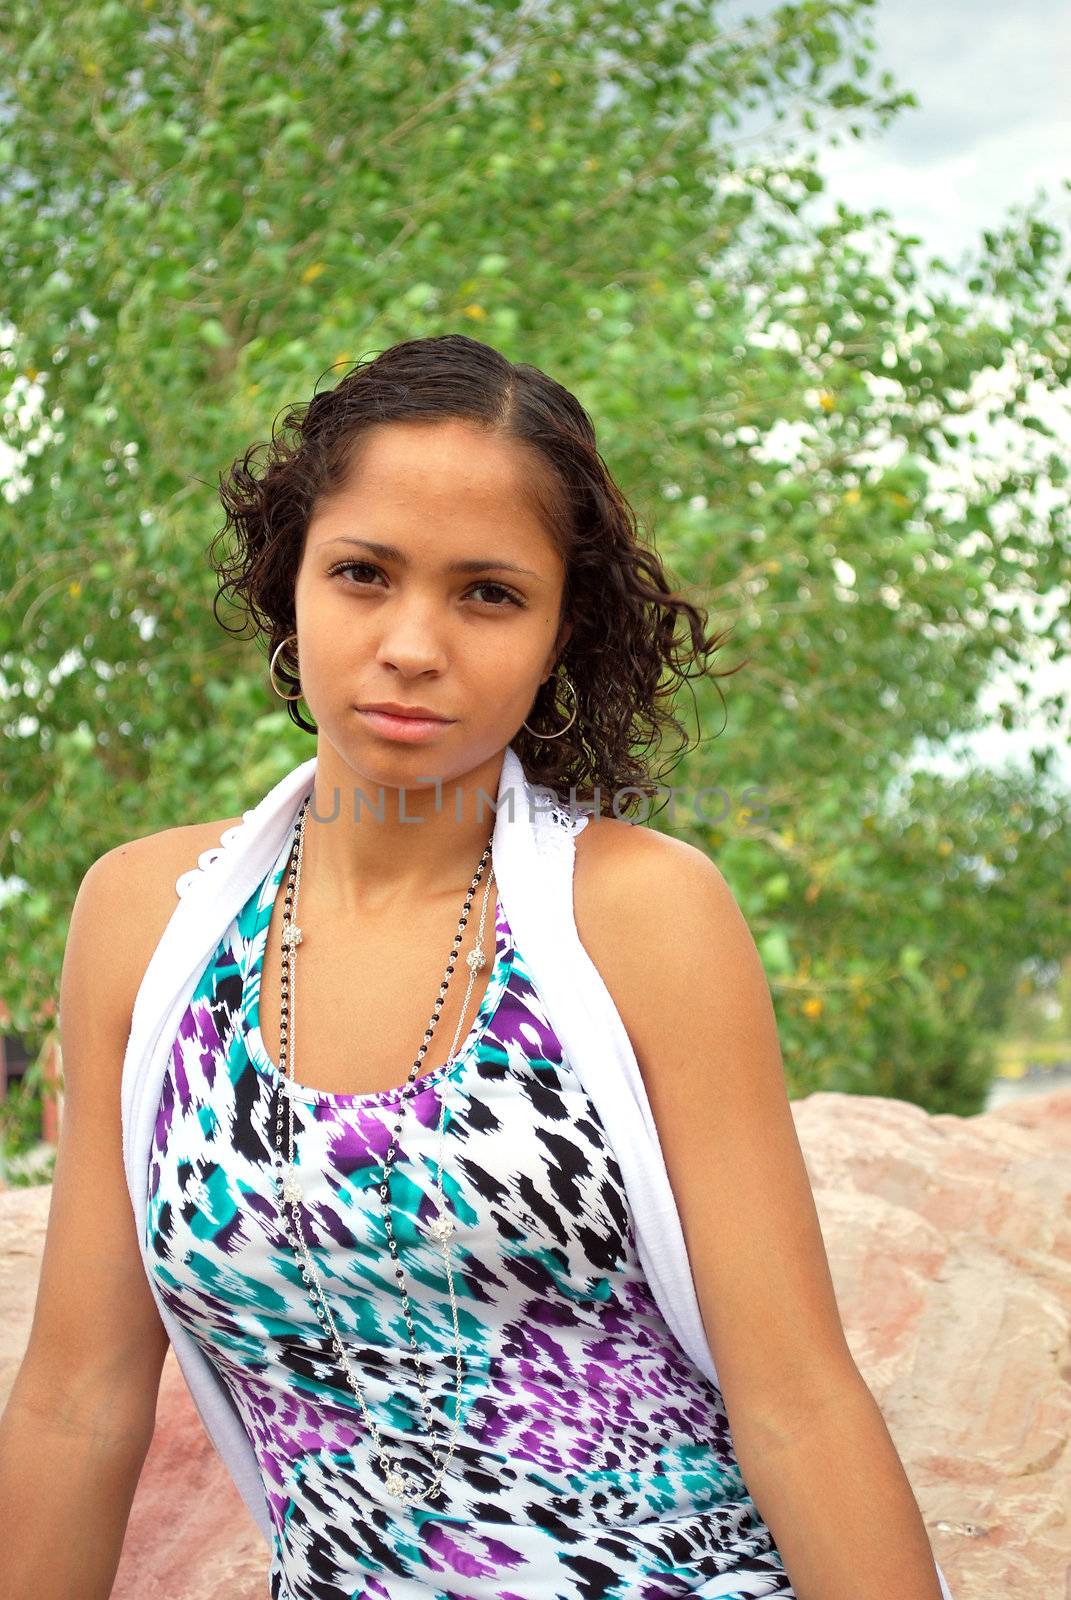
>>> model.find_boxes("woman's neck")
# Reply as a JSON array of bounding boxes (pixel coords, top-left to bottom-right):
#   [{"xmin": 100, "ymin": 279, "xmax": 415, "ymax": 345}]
[{"xmin": 297, "ymin": 741, "xmax": 506, "ymax": 915}]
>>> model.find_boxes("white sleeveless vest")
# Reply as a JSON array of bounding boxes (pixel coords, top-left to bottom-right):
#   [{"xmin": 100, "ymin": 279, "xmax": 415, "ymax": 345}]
[{"xmin": 119, "ymin": 744, "xmax": 952, "ymax": 1600}]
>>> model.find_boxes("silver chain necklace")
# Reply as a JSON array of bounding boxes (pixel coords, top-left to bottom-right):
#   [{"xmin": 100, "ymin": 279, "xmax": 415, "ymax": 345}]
[{"xmin": 271, "ymin": 793, "xmax": 496, "ymax": 1507}]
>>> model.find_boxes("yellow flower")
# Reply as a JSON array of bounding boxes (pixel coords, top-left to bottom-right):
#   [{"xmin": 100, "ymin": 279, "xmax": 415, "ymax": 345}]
[
  {"xmin": 301, "ymin": 262, "xmax": 326, "ymax": 284},
  {"xmin": 818, "ymin": 391, "xmax": 835, "ymax": 412},
  {"xmin": 844, "ymin": 488, "xmax": 861, "ymax": 504},
  {"xmin": 802, "ymin": 997, "xmax": 823, "ymax": 1019},
  {"xmin": 461, "ymin": 304, "xmax": 487, "ymax": 320},
  {"xmin": 68, "ymin": 580, "xmax": 82, "ymax": 597}
]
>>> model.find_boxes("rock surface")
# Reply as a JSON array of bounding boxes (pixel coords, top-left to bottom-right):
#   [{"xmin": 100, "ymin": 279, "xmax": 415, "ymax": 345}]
[{"xmin": 2, "ymin": 1088, "xmax": 1068, "ymax": 1599}]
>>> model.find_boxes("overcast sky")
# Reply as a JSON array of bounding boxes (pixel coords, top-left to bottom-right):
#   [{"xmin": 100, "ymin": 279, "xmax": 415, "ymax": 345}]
[{"xmin": 813, "ymin": 0, "xmax": 1070, "ymax": 269}]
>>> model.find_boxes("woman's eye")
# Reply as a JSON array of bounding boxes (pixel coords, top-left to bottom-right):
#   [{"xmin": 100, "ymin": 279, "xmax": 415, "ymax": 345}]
[
  {"xmin": 329, "ymin": 563, "xmax": 522, "ymax": 608},
  {"xmin": 468, "ymin": 581, "xmax": 523, "ymax": 608},
  {"xmin": 332, "ymin": 561, "xmax": 381, "ymax": 586}
]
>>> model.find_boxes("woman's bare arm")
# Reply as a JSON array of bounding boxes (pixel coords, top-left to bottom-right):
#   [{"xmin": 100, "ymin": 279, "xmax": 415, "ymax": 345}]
[
  {"xmin": 572, "ymin": 818, "xmax": 947, "ymax": 1600},
  {"xmin": 0, "ymin": 819, "xmax": 240, "ymax": 1600}
]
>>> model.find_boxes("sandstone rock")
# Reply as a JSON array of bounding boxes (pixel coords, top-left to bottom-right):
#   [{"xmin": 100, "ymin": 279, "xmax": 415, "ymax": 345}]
[{"xmin": 2, "ymin": 1088, "xmax": 1067, "ymax": 1598}]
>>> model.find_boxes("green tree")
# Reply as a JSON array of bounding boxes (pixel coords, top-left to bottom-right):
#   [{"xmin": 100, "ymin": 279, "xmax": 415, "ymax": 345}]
[{"xmin": 1, "ymin": 0, "xmax": 1068, "ymax": 1136}]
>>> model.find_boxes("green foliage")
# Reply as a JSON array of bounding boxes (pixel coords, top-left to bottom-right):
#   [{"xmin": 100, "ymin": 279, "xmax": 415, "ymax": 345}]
[
  {"xmin": 0, "ymin": 1060, "xmax": 47, "ymax": 1160},
  {"xmin": 1, "ymin": 0, "xmax": 1068, "ymax": 1137}
]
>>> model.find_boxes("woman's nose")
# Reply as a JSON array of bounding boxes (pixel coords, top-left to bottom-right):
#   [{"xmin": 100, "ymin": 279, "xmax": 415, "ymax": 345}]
[{"xmin": 373, "ymin": 605, "xmax": 450, "ymax": 674}]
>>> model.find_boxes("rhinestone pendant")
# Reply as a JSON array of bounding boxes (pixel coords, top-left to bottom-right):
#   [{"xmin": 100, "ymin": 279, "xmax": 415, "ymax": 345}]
[
  {"xmin": 427, "ymin": 1211, "xmax": 454, "ymax": 1242},
  {"xmin": 282, "ymin": 924, "xmax": 303, "ymax": 949},
  {"xmin": 466, "ymin": 944, "xmax": 486, "ymax": 974},
  {"xmin": 385, "ymin": 1470, "xmax": 409, "ymax": 1498},
  {"xmin": 282, "ymin": 1165, "xmax": 303, "ymax": 1203}
]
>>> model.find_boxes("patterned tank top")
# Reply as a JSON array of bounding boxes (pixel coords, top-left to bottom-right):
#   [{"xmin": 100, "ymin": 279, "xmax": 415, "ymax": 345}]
[{"xmin": 145, "ymin": 829, "xmax": 796, "ymax": 1600}]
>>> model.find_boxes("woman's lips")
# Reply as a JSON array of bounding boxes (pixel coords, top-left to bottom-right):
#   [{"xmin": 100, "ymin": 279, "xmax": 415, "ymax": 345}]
[{"xmin": 355, "ymin": 708, "xmax": 454, "ymax": 742}]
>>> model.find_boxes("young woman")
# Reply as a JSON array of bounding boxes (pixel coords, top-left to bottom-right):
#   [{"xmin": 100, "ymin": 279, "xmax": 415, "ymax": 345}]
[{"xmin": 1, "ymin": 335, "xmax": 952, "ymax": 1600}]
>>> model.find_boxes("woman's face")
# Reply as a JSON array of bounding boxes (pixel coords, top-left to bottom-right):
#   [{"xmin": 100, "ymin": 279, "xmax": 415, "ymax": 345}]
[{"xmin": 291, "ymin": 418, "xmax": 573, "ymax": 789}]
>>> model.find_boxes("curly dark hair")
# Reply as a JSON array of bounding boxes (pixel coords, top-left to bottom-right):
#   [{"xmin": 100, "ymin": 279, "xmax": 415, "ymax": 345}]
[{"xmin": 210, "ymin": 333, "xmax": 745, "ymax": 818}]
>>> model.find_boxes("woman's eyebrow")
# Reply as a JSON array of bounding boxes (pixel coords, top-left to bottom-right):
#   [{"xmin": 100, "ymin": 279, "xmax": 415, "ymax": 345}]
[{"xmin": 321, "ymin": 535, "xmax": 544, "ymax": 581}]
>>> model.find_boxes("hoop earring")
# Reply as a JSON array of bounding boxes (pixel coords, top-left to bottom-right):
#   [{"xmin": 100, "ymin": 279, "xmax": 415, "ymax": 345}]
[
  {"xmin": 269, "ymin": 633, "xmax": 304, "ymax": 702},
  {"xmin": 522, "ymin": 666, "xmax": 578, "ymax": 739}
]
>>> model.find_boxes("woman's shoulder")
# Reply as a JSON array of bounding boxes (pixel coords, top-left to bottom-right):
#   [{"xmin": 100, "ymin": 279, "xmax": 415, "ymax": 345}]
[
  {"xmin": 573, "ymin": 812, "xmax": 730, "ymax": 985},
  {"xmin": 97, "ymin": 814, "xmax": 247, "ymax": 897},
  {"xmin": 87, "ymin": 815, "xmax": 246, "ymax": 1027},
  {"xmin": 569, "ymin": 815, "xmax": 761, "ymax": 1102},
  {"xmin": 573, "ymin": 811, "xmax": 712, "ymax": 886}
]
